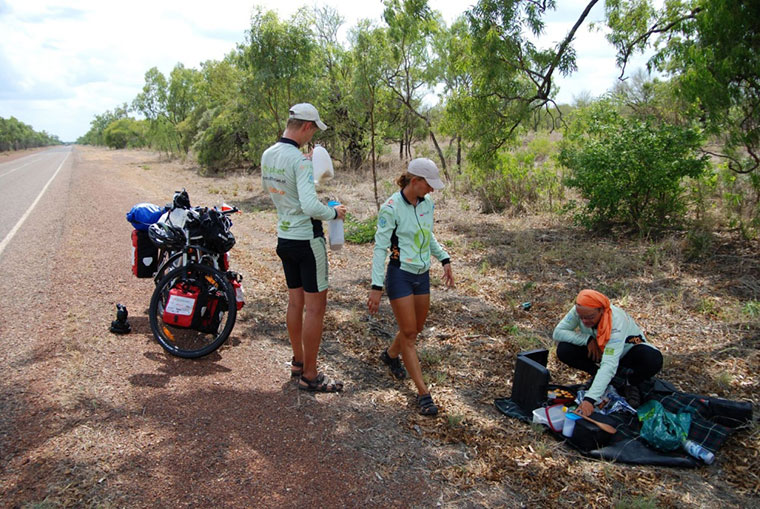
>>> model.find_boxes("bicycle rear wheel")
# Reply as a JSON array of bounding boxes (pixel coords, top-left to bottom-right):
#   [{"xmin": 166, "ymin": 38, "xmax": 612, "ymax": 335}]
[{"xmin": 149, "ymin": 262, "xmax": 237, "ymax": 358}]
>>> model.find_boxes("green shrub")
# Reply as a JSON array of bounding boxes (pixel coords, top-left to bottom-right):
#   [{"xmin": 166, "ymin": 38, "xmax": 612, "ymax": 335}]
[
  {"xmin": 464, "ymin": 133, "xmax": 564, "ymax": 213},
  {"xmin": 743, "ymin": 300, "xmax": 760, "ymax": 319},
  {"xmin": 559, "ymin": 102, "xmax": 709, "ymax": 232},
  {"xmin": 344, "ymin": 213, "xmax": 376, "ymax": 244},
  {"xmin": 684, "ymin": 229, "xmax": 714, "ymax": 261},
  {"xmin": 718, "ymin": 166, "xmax": 760, "ymax": 240},
  {"xmin": 193, "ymin": 107, "xmax": 247, "ymax": 173},
  {"xmin": 103, "ymin": 118, "xmax": 147, "ymax": 149}
]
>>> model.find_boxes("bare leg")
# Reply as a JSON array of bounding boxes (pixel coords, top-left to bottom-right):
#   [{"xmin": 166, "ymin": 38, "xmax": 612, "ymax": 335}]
[
  {"xmin": 389, "ymin": 293, "xmax": 430, "ymax": 395},
  {"xmin": 301, "ymin": 289, "xmax": 327, "ymax": 380},
  {"xmin": 286, "ymin": 288, "xmax": 305, "ymax": 366}
]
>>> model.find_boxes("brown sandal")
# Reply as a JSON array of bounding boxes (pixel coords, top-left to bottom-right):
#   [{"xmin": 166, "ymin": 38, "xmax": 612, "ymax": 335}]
[{"xmin": 298, "ymin": 373, "xmax": 343, "ymax": 393}]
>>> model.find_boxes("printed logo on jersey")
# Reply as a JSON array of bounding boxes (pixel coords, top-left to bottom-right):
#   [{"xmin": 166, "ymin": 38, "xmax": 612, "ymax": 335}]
[
  {"xmin": 378, "ymin": 210, "xmax": 393, "ymax": 228},
  {"xmin": 413, "ymin": 228, "xmax": 431, "ymax": 254}
]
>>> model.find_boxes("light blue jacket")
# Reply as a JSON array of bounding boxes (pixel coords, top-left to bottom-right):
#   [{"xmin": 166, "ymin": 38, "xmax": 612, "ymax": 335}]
[
  {"xmin": 371, "ymin": 190, "xmax": 449, "ymax": 288},
  {"xmin": 553, "ymin": 304, "xmax": 658, "ymax": 402},
  {"xmin": 261, "ymin": 139, "xmax": 336, "ymax": 240}
]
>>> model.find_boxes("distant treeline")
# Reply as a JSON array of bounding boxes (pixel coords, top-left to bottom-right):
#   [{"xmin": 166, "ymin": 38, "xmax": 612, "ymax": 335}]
[{"xmin": 0, "ymin": 116, "xmax": 62, "ymax": 152}]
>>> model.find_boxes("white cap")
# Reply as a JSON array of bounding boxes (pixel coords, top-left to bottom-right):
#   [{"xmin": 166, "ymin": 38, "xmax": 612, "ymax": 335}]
[
  {"xmin": 289, "ymin": 103, "xmax": 328, "ymax": 130},
  {"xmin": 408, "ymin": 158, "xmax": 444, "ymax": 190}
]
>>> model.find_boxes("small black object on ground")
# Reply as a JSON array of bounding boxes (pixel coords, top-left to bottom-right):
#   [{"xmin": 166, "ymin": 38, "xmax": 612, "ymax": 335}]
[{"xmin": 110, "ymin": 303, "xmax": 131, "ymax": 334}]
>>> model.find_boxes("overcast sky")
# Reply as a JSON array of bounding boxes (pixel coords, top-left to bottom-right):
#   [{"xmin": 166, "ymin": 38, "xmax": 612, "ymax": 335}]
[{"xmin": 0, "ymin": 0, "xmax": 652, "ymax": 142}]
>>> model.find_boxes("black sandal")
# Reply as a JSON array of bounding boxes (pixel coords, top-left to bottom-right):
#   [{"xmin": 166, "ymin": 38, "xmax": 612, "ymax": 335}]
[
  {"xmin": 380, "ymin": 349, "xmax": 407, "ymax": 380},
  {"xmin": 299, "ymin": 373, "xmax": 344, "ymax": 393},
  {"xmin": 291, "ymin": 357, "xmax": 304, "ymax": 378},
  {"xmin": 417, "ymin": 393, "xmax": 438, "ymax": 416}
]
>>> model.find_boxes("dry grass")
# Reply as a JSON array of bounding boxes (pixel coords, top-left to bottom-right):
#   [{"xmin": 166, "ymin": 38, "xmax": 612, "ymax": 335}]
[
  {"xmin": 195, "ymin": 160, "xmax": 758, "ymax": 507},
  {"xmin": 9, "ymin": 148, "xmax": 756, "ymax": 508}
]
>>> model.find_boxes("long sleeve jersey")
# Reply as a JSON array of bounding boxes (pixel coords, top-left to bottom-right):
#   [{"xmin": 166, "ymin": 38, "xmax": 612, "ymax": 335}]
[
  {"xmin": 552, "ymin": 304, "xmax": 658, "ymax": 402},
  {"xmin": 261, "ymin": 138, "xmax": 336, "ymax": 240},
  {"xmin": 371, "ymin": 190, "xmax": 450, "ymax": 289}
]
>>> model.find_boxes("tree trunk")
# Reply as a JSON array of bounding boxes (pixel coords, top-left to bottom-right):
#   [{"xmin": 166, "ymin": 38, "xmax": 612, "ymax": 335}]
[
  {"xmin": 370, "ymin": 105, "xmax": 379, "ymax": 211},
  {"xmin": 429, "ymin": 130, "xmax": 448, "ymax": 180}
]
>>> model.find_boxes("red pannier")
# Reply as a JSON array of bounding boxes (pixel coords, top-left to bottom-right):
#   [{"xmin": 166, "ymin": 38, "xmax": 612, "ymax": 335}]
[
  {"xmin": 162, "ymin": 283, "xmax": 200, "ymax": 328},
  {"xmin": 228, "ymin": 272, "xmax": 245, "ymax": 310}
]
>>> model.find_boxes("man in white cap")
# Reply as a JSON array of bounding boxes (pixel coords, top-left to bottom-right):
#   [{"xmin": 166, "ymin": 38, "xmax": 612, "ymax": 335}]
[{"xmin": 261, "ymin": 103, "xmax": 346, "ymax": 392}]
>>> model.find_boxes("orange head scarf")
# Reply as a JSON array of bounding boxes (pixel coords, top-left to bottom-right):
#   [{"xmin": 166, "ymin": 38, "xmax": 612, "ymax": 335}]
[{"xmin": 576, "ymin": 289, "xmax": 612, "ymax": 349}]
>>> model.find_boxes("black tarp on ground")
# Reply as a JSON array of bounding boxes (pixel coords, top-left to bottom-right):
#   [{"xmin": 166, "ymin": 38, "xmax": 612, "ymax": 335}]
[{"xmin": 495, "ymin": 378, "xmax": 753, "ymax": 466}]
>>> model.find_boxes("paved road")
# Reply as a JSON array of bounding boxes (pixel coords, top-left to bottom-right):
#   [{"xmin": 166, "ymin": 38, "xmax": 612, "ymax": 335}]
[{"xmin": 0, "ymin": 146, "xmax": 72, "ymax": 257}]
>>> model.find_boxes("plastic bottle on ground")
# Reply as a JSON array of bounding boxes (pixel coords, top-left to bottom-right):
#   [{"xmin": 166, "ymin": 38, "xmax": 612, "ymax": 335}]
[{"xmin": 682, "ymin": 439, "xmax": 715, "ymax": 464}]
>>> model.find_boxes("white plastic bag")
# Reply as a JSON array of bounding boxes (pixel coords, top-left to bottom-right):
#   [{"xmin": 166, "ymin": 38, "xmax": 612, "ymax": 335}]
[{"xmin": 312, "ymin": 145, "xmax": 334, "ymax": 185}]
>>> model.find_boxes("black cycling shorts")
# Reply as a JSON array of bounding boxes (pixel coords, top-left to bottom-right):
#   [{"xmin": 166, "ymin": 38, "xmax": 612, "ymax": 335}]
[{"xmin": 276, "ymin": 237, "xmax": 328, "ymax": 293}]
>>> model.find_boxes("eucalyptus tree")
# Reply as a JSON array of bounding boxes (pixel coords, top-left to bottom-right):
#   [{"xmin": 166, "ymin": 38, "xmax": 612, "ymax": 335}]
[
  {"xmin": 0, "ymin": 116, "xmax": 61, "ymax": 150},
  {"xmin": 237, "ymin": 8, "xmax": 319, "ymax": 165},
  {"xmin": 77, "ymin": 104, "xmax": 129, "ymax": 146},
  {"xmin": 312, "ymin": 6, "xmax": 367, "ymax": 170},
  {"xmin": 103, "ymin": 118, "xmax": 147, "ymax": 149},
  {"xmin": 167, "ymin": 63, "xmax": 202, "ymax": 153},
  {"xmin": 192, "ymin": 56, "xmax": 249, "ymax": 172},
  {"xmin": 132, "ymin": 67, "xmax": 172, "ymax": 152},
  {"xmin": 605, "ymin": 0, "xmax": 760, "ymax": 175},
  {"xmin": 132, "ymin": 65, "xmax": 199, "ymax": 155},
  {"xmin": 382, "ymin": 0, "xmax": 448, "ymax": 173},
  {"xmin": 464, "ymin": 0, "xmax": 600, "ymax": 167},
  {"xmin": 351, "ymin": 20, "xmax": 392, "ymax": 207},
  {"xmin": 432, "ymin": 17, "xmax": 473, "ymax": 170}
]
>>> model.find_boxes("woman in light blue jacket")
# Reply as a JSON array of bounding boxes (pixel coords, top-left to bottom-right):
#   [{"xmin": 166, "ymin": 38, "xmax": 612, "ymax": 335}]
[
  {"xmin": 553, "ymin": 289, "xmax": 663, "ymax": 415},
  {"xmin": 367, "ymin": 158, "xmax": 455, "ymax": 415}
]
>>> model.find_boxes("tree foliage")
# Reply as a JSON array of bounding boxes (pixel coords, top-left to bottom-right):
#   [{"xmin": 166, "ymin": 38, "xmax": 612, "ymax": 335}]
[
  {"xmin": 103, "ymin": 118, "xmax": 147, "ymax": 149},
  {"xmin": 559, "ymin": 101, "xmax": 709, "ymax": 232},
  {"xmin": 75, "ymin": 0, "xmax": 757, "ymax": 237},
  {"xmin": 0, "ymin": 116, "xmax": 61, "ymax": 151},
  {"xmin": 463, "ymin": 0, "xmax": 599, "ymax": 166},
  {"xmin": 605, "ymin": 0, "xmax": 760, "ymax": 174},
  {"xmin": 382, "ymin": 0, "xmax": 447, "ymax": 170}
]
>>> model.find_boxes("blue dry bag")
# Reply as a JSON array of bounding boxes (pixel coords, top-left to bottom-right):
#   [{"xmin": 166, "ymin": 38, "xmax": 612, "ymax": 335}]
[{"xmin": 126, "ymin": 203, "xmax": 166, "ymax": 231}]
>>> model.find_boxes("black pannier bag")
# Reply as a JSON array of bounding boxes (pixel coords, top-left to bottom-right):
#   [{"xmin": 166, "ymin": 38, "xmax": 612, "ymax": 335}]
[
  {"xmin": 567, "ymin": 416, "xmax": 614, "ymax": 451},
  {"xmin": 132, "ymin": 229, "xmax": 158, "ymax": 277}
]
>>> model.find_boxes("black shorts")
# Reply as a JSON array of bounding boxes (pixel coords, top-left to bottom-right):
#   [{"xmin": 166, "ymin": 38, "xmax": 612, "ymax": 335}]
[{"xmin": 276, "ymin": 237, "xmax": 328, "ymax": 293}]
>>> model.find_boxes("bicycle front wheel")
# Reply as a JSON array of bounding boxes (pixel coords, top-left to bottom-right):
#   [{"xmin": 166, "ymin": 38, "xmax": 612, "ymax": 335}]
[{"xmin": 149, "ymin": 262, "xmax": 237, "ymax": 358}]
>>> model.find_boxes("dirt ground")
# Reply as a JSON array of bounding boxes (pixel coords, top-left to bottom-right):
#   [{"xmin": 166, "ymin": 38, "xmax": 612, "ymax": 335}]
[{"xmin": 0, "ymin": 146, "xmax": 757, "ymax": 508}]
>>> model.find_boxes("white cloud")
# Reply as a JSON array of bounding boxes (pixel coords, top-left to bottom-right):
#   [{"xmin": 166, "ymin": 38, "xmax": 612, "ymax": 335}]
[{"xmin": 0, "ymin": 0, "xmax": 651, "ymax": 142}]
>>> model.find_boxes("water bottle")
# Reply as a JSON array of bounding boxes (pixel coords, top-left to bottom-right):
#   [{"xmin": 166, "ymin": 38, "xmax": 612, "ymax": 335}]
[
  {"xmin": 682, "ymin": 439, "xmax": 715, "ymax": 464},
  {"xmin": 327, "ymin": 200, "xmax": 344, "ymax": 250},
  {"xmin": 562, "ymin": 411, "xmax": 582, "ymax": 438}
]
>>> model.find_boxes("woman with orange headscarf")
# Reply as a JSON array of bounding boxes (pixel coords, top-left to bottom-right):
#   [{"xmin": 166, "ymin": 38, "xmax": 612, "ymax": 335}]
[{"xmin": 552, "ymin": 289, "xmax": 662, "ymax": 416}]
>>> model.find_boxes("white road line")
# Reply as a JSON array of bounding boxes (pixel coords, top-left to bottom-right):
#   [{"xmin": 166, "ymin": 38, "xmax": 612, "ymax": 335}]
[{"xmin": 0, "ymin": 151, "xmax": 70, "ymax": 258}]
